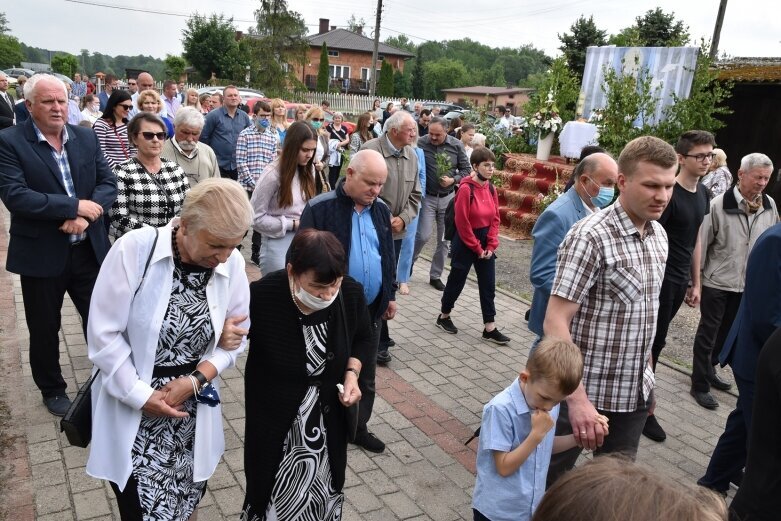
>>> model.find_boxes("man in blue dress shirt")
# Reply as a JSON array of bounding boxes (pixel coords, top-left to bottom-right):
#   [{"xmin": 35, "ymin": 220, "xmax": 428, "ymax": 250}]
[{"xmin": 199, "ymin": 85, "xmax": 251, "ymax": 181}]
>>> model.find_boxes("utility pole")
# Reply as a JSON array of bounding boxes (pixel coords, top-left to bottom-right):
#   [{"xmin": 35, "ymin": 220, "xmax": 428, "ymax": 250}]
[
  {"xmin": 709, "ymin": 0, "xmax": 728, "ymax": 61},
  {"xmin": 369, "ymin": 0, "xmax": 383, "ymax": 97}
]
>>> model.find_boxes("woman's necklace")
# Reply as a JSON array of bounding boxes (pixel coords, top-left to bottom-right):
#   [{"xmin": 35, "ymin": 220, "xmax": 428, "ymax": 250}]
[
  {"xmin": 288, "ymin": 279, "xmax": 310, "ymax": 315},
  {"xmin": 171, "ymin": 226, "xmax": 212, "ymax": 290}
]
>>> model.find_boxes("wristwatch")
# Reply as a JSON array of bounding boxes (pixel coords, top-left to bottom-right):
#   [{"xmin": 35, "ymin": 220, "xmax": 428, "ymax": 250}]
[{"xmin": 190, "ymin": 370, "xmax": 208, "ymax": 391}]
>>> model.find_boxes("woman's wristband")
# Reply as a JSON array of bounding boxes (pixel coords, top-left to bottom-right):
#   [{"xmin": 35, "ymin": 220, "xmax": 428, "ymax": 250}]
[
  {"xmin": 190, "ymin": 370, "xmax": 208, "ymax": 390},
  {"xmin": 345, "ymin": 367, "xmax": 360, "ymax": 379}
]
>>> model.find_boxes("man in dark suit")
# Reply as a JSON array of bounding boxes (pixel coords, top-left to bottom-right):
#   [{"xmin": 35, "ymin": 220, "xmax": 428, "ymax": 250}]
[
  {"xmin": 0, "ymin": 74, "xmax": 117, "ymax": 416},
  {"xmin": 0, "ymin": 71, "xmax": 16, "ymax": 128},
  {"xmin": 698, "ymin": 221, "xmax": 781, "ymax": 495}
]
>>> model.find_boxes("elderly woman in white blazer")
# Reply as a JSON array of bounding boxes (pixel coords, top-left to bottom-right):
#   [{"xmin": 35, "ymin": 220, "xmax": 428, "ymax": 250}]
[{"xmin": 86, "ymin": 178, "xmax": 252, "ymax": 520}]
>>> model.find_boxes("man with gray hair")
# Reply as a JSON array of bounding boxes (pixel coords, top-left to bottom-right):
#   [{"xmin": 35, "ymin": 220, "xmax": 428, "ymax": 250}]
[
  {"xmin": 161, "ymin": 106, "xmax": 220, "ymax": 186},
  {"xmin": 0, "ymin": 71, "xmax": 16, "ymax": 128},
  {"xmin": 690, "ymin": 152, "xmax": 777, "ymax": 410},
  {"xmin": 413, "ymin": 116, "xmax": 471, "ymax": 290},
  {"xmin": 362, "ymin": 110, "xmax": 421, "ymax": 363},
  {"xmin": 299, "ymin": 149, "xmax": 397, "ymax": 454}
]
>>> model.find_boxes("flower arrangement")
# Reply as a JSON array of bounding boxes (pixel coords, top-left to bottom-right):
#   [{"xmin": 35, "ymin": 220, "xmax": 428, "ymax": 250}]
[
  {"xmin": 529, "ymin": 91, "xmax": 563, "ymax": 139},
  {"xmin": 435, "ymin": 152, "xmax": 453, "ymax": 180}
]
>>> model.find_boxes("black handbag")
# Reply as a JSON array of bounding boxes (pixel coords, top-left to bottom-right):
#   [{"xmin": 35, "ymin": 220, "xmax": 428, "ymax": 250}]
[{"xmin": 60, "ymin": 229, "xmax": 160, "ymax": 447}]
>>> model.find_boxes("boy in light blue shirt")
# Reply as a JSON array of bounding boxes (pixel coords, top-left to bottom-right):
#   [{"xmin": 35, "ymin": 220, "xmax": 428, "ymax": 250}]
[{"xmin": 472, "ymin": 337, "xmax": 606, "ymax": 521}]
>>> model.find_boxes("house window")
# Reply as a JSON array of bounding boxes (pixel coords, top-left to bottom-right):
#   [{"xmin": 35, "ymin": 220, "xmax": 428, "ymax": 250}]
[
  {"xmin": 361, "ymin": 68, "xmax": 371, "ymax": 81},
  {"xmin": 328, "ymin": 50, "xmax": 340, "ymax": 57},
  {"xmin": 378, "ymin": 55, "xmax": 385, "ymax": 61},
  {"xmin": 329, "ymin": 65, "xmax": 351, "ymax": 79}
]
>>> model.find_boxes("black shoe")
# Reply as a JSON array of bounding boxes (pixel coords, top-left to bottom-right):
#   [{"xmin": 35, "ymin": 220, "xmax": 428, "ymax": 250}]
[
  {"xmin": 250, "ymin": 253, "xmax": 260, "ymax": 267},
  {"xmin": 436, "ymin": 315, "xmax": 458, "ymax": 334},
  {"xmin": 42, "ymin": 395, "xmax": 72, "ymax": 417},
  {"xmin": 353, "ymin": 431, "xmax": 385, "ymax": 453},
  {"xmin": 429, "ymin": 278, "xmax": 445, "ymax": 291},
  {"xmin": 642, "ymin": 414, "xmax": 667, "ymax": 442},
  {"xmin": 380, "ymin": 338, "xmax": 396, "ymax": 348},
  {"xmin": 690, "ymin": 389, "xmax": 719, "ymax": 409},
  {"xmin": 708, "ymin": 372, "xmax": 732, "ymax": 392},
  {"xmin": 377, "ymin": 350, "xmax": 392, "ymax": 366},
  {"xmin": 482, "ymin": 328, "xmax": 510, "ymax": 345}
]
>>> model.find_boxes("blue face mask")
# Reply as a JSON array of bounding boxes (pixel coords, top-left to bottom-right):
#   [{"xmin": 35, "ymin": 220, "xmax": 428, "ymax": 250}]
[
  {"xmin": 257, "ymin": 118, "xmax": 270, "ymax": 129},
  {"xmin": 311, "ymin": 121, "xmax": 322, "ymax": 130},
  {"xmin": 585, "ymin": 176, "xmax": 615, "ymax": 208}
]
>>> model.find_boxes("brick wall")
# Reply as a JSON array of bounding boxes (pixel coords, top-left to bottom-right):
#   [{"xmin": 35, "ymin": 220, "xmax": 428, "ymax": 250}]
[{"xmin": 293, "ymin": 48, "xmax": 408, "ymax": 89}]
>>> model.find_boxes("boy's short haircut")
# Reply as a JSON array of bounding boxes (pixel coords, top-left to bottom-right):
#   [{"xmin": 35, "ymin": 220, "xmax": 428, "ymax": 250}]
[
  {"xmin": 470, "ymin": 146, "xmax": 496, "ymax": 168},
  {"xmin": 526, "ymin": 337, "xmax": 583, "ymax": 395},
  {"xmin": 675, "ymin": 130, "xmax": 716, "ymax": 155},
  {"xmin": 617, "ymin": 136, "xmax": 678, "ymax": 179},
  {"xmin": 253, "ymin": 100, "xmax": 271, "ymax": 115}
]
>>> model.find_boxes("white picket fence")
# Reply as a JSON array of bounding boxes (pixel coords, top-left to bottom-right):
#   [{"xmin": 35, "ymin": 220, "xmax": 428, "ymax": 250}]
[{"xmin": 296, "ymin": 92, "xmax": 444, "ymax": 114}]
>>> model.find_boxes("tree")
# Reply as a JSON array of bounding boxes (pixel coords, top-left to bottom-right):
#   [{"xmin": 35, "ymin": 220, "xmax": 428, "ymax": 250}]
[
  {"xmin": 608, "ymin": 26, "xmax": 642, "ymax": 47},
  {"xmin": 0, "ymin": 12, "xmax": 10, "ymax": 35},
  {"xmin": 51, "ymin": 54, "xmax": 79, "ymax": 77},
  {"xmin": 393, "ymin": 69, "xmax": 412, "ymax": 98},
  {"xmin": 422, "ymin": 59, "xmax": 468, "ymax": 100},
  {"xmin": 0, "ymin": 35, "xmax": 23, "ymax": 69},
  {"xmin": 182, "ymin": 13, "xmax": 243, "ymax": 81},
  {"xmin": 378, "ymin": 60, "xmax": 394, "ymax": 96},
  {"xmin": 411, "ymin": 46, "xmax": 424, "ymax": 98},
  {"xmin": 558, "ymin": 15, "xmax": 607, "ymax": 79},
  {"xmin": 347, "ymin": 14, "xmax": 366, "ymax": 33},
  {"xmin": 384, "ymin": 35, "xmax": 416, "ymax": 54},
  {"xmin": 316, "ymin": 43, "xmax": 329, "ymax": 91},
  {"xmin": 164, "ymin": 54, "xmax": 187, "ymax": 80},
  {"xmin": 635, "ymin": 8, "xmax": 689, "ymax": 47},
  {"xmin": 245, "ymin": 0, "xmax": 309, "ymax": 94}
]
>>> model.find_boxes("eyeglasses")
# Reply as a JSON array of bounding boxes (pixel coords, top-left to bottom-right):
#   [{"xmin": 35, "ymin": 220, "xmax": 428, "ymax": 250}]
[
  {"xmin": 118, "ymin": 104, "xmax": 133, "ymax": 110},
  {"xmin": 310, "ymin": 118, "xmax": 324, "ymax": 122},
  {"xmin": 138, "ymin": 131, "xmax": 166, "ymax": 141},
  {"xmin": 683, "ymin": 153, "xmax": 715, "ymax": 163}
]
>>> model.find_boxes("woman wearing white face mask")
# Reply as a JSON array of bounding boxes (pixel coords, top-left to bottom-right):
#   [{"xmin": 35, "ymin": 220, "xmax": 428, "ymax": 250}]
[
  {"xmin": 81, "ymin": 93, "xmax": 102, "ymax": 124},
  {"xmin": 243, "ymin": 229, "xmax": 373, "ymax": 521}
]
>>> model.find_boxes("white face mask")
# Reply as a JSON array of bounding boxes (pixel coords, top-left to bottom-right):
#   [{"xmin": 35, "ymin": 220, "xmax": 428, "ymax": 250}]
[{"xmin": 290, "ymin": 277, "xmax": 338, "ymax": 311}]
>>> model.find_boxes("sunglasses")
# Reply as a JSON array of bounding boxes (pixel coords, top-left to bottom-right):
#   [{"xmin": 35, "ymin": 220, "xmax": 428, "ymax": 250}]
[
  {"xmin": 118, "ymin": 104, "xmax": 133, "ymax": 110},
  {"xmin": 310, "ymin": 118, "xmax": 325, "ymax": 122},
  {"xmin": 138, "ymin": 131, "xmax": 166, "ymax": 141}
]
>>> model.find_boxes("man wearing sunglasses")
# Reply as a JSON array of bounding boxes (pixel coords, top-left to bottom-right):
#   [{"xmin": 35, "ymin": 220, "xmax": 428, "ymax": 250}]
[
  {"xmin": 0, "ymin": 74, "xmax": 116, "ymax": 416},
  {"xmin": 200, "ymin": 85, "xmax": 251, "ymax": 182}
]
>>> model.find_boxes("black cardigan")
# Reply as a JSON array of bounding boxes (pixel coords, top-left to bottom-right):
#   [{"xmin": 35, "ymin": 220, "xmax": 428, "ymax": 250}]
[{"xmin": 242, "ymin": 270, "xmax": 373, "ymax": 515}]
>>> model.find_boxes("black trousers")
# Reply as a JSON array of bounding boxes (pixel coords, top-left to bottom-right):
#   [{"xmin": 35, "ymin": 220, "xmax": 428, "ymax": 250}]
[
  {"xmin": 651, "ymin": 278, "xmax": 689, "ymax": 369},
  {"xmin": 691, "ymin": 286, "xmax": 742, "ymax": 392},
  {"xmin": 546, "ymin": 395, "xmax": 650, "ymax": 488},
  {"xmin": 441, "ymin": 229, "xmax": 496, "ymax": 324},
  {"xmin": 20, "ymin": 241, "xmax": 99, "ymax": 398},
  {"xmin": 328, "ymin": 163, "xmax": 343, "ymax": 190},
  {"xmin": 246, "ymin": 190, "xmax": 262, "ymax": 257},
  {"xmin": 379, "ymin": 239, "xmax": 402, "ymax": 347},
  {"xmin": 219, "ymin": 167, "xmax": 238, "ymax": 181},
  {"xmin": 357, "ymin": 313, "xmax": 381, "ymax": 435}
]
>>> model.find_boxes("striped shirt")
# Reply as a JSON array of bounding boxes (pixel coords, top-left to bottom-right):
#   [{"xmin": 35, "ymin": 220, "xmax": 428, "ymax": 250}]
[
  {"xmin": 93, "ymin": 118, "xmax": 136, "ymax": 169},
  {"xmin": 551, "ymin": 199, "xmax": 668, "ymax": 412},
  {"xmin": 236, "ymin": 125, "xmax": 278, "ymax": 191}
]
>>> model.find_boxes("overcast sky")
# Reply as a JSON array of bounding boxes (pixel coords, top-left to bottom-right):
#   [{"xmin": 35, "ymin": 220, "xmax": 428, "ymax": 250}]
[{"xmin": 5, "ymin": 0, "xmax": 779, "ymax": 64}]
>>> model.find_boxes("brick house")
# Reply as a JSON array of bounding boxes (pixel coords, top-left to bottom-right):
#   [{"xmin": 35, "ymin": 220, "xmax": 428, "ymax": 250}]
[
  {"xmin": 441, "ymin": 86, "xmax": 534, "ymax": 115},
  {"xmin": 293, "ymin": 19, "xmax": 415, "ymax": 93}
]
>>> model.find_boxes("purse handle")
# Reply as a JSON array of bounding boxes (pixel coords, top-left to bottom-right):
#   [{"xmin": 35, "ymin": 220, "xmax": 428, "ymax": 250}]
[{"xmin": 134, "ymin": 228, "xmax": 160, "ymax": 297}]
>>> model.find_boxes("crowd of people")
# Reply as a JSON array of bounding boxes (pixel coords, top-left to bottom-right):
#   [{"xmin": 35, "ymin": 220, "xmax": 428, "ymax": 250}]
[{"xmin": 0, "ymin": 70, "xmax": 778, "ymax": 520}]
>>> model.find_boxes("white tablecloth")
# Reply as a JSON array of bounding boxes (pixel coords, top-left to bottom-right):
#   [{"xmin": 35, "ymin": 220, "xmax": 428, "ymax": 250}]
[{"xmin": 559, "ymin": 121, "xmax": 599, "ymax": 159}]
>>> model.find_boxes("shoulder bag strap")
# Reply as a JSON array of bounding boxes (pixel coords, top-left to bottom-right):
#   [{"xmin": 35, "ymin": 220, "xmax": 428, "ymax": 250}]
[{"xmin": 134, "ymin": 228, "xmax": 160, "ymax": 298}]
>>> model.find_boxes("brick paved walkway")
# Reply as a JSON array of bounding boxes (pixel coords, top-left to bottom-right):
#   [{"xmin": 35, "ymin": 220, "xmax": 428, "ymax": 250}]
[{"xmin": 0, "ymin": 203, "xmax": 737, "ymax": 520}]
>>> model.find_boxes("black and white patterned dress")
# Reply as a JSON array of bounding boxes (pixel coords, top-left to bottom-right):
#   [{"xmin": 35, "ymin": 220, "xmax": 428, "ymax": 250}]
[
  {"xmin": 110, "ymin": 157, "xmax": 190, "ymax": 239},
  {"xmin": 257, "ymin": 309, "xmax": 343, "ymax": 521},
  {"xmin": 129, "ymin": 259, "xmax": 214, "ymax": 520}
]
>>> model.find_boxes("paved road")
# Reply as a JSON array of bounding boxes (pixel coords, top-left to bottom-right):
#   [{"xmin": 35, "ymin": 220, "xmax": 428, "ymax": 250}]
[{"xmin": 0, "ymin": 205, "xmax": 736, "ymax": 520}]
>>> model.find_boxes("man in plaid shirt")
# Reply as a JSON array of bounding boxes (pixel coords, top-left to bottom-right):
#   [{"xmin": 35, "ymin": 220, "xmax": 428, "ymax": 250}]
[
  {"xmin": 237, "ymin": 99, "xmax": 278, "ymax": 265},
  {"xmin": 543, "ymin": 136, "xmax": 678, "ymax": 485}
]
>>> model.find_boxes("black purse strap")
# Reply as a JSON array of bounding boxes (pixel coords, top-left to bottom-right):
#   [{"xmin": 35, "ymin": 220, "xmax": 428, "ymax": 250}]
[{"xmin": 337, "ymin": 291, "xmax": 350, "ymax": 357}]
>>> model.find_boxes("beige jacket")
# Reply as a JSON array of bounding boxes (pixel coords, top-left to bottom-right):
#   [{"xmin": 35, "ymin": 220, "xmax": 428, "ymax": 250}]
[{"xmin": 362, "ymin": 136, "xmax": 421, "ymax": 240}]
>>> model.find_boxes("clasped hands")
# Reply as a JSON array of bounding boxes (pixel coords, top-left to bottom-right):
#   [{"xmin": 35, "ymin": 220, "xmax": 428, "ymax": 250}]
[
  {"xmin": 569, "ymin": 396, "xmax": 611, "ymax": 451},
  {"xmin": 60, "ymin": 200, "xmax": 104, "ymax": 234}
]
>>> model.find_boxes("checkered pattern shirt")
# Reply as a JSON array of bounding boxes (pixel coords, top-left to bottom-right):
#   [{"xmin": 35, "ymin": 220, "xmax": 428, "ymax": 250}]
[
  {"xmin": 109, "ymin": 158, "xmax": 190, "ymax": 239},
  {"xmin": 32, "ymin": 122, "xmax": 86, "ymax": 242},
  {"xmin": 236, "ymin": 125, "xmax": 278, "ymax": 192},
  {"xmin": 551, "ymin": 199, "xmax": 668, "ymax": 412}
]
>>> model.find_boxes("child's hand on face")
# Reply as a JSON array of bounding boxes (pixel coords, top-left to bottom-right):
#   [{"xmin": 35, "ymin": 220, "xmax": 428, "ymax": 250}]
[{"xmin": 531, "ymin": 409, "xmax": 555, "ymax": 439}]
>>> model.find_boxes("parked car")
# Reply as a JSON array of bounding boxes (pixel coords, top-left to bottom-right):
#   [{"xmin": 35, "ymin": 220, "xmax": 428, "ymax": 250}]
[
  {"xmin": 422, "ymin": 102, "xmax": 463, "ymax": 116},
  {"xmin": 32, "ymin": 71, "xmax": 73, "ymax": 86},
  {"xmin": 3, "ymin": 67, "xmax": 36, "ymax": 79},
  {"xmin": 197, "ymin": 86, "xmax": 265, "ymax": 104}
]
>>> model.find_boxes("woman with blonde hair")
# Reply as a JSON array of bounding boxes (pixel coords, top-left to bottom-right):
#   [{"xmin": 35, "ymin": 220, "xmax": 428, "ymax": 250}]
[
  {"xmin": 136, "ymin": 88, "xmax": 174, "ymax": 138},
  {"xmin": 183, "ymin": 87, "xmax": 201, "ymax": 111},
  {"xmin": 304, "ymin": 106, "xmax": 331, "ymax": 185},
  {"xmin": 270, "ymin": 98, "xmax": 290, "ymax": 145},
  {"xmin": 88, "ymin": 177, "xmax": 252, "ymax": 520},
  {"xmin": 701, "ymin": 148, "xmax": 733, "ymax": 199},
  {"xmin": 250, "ymin": 121, "xmax": 323, "ymax": 275},
  {"xmin": 295, "ymin": 104, "xmax": 307, "ymax": 121}
]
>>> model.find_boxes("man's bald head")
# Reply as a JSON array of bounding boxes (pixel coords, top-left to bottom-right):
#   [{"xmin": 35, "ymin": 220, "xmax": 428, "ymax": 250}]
[
  {"xmin": 575, "ymin": 152, "xmax": 618, "ymax": 209},
  {"xmin": 137, "ymin": 72, "xmax": 154, "ymax": 91},
  {"xmin": 344, "ymin": 150, "xmax": 388, "ymax": 207}
]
